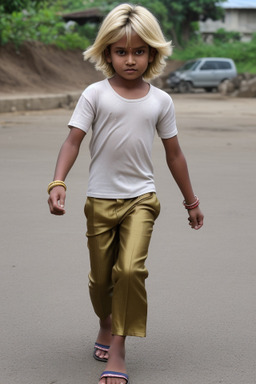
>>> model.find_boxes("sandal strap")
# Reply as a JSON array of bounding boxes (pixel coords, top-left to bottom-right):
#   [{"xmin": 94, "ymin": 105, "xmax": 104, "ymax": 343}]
[
  {"xmin": 94, "ymin": 342, "xmax": 110, "ymax": 352},
  {"xmin": 100, "ymin": 370, "xmax": 129, "ymax": 383}
]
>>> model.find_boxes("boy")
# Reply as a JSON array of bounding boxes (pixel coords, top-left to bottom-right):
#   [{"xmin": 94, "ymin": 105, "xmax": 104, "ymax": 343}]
[{"xmin": 48, "ymin": 4, "xmax": 204, "ymax": 384}]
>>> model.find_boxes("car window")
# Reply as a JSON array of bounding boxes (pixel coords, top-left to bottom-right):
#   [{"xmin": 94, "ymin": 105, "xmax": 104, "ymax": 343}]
[
  {"xmin": 192, "ymin": 61, "xmax": 201, "ymax": 71},
  {"xmin": 179, "ymin": 60, "xmax": 201, "ymax": 71},
  {"xmin": 200, "ymin": 61, "xmax": 218, "ymax": 70},
  {"xmin": 216, "ymin": 61, "xmax": 232, "ymax": 69}
]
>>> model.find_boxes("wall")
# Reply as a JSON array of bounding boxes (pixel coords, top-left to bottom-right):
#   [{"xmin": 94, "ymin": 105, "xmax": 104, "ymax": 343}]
[{"xmin": 199, "ymin": 8, "xmax": 256, "ymax": 42}]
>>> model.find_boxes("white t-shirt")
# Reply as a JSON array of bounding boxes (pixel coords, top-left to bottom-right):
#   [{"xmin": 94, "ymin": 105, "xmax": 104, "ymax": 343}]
[{"xmin": 68, "ymin": 79, "xmax": 178, "ymax": 198}]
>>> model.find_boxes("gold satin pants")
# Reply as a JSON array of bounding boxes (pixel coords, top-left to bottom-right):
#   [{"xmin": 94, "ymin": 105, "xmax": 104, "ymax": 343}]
[{"xmin": 84, "ymin": 192, "xmax": 160, "ymax": 337}]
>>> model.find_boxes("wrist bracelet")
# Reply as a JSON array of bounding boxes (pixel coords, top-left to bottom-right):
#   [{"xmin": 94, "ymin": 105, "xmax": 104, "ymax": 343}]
[
  {"xmin": 183, "ymin": 195, "xmax": 199, "ymax": 210},
  {"xmin": 47, "ymin": 180, "xmax": 67, "ymax": 194}
]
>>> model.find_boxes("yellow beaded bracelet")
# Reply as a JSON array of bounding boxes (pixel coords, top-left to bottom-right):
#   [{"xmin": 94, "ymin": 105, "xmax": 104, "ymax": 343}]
[{"xmin": 47, "ymin": 180, "xmax": 67, "ymax": 194}]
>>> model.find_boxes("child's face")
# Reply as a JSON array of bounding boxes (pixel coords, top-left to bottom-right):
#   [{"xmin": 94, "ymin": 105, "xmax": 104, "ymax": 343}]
[{"xmin": 106, "ymin": 31, "xmax": 155, "ymax": 81}]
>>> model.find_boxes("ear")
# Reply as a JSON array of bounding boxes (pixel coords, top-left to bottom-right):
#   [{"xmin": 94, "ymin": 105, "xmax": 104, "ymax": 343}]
[
  {"xmin": 105, "ymin": 46, "xmax": 112, "ymax": 63},
  {"xmin": 148, "ymin": 48, "xmax": 156, "ymax": 63}
]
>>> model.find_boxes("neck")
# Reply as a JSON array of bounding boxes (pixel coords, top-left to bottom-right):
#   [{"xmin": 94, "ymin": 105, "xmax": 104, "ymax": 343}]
[
  {"xmin": 108, "ymin": 75, "xmax": 150, "ymax": 99},
  {"xmin": 110, "ymin": 73, "xmax": 146, "ymax": 88}
]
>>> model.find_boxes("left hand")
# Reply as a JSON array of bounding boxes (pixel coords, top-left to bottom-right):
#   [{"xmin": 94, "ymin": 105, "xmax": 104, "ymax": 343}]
[{"xmin": 187, "ymin": 206, "xmax": 204, "ymax": 230}]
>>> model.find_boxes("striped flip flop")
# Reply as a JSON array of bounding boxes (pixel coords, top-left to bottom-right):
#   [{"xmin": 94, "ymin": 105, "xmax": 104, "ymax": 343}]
[
  {"xmin": 93, "ymin": 342, "xmax": 110, "ymax": 362},
  {"xmin": 100, "ymin": 370, "xmax": 129, "ymax": 383}
]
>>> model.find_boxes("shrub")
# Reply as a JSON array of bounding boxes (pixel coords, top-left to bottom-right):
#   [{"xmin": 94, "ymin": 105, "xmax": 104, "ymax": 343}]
[{"xmin": 0, "ymin": 3, "xmax": 90, "ymax": 50}]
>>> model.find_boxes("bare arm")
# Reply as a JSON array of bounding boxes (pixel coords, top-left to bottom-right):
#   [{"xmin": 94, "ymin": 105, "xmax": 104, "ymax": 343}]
[
  {"xmin": 162, "ymin": 136, "xmax": 204, "ymax": 230},
  {"xmin": 48, "ymin": 127, "xmax": 86, "ymax": 215}
]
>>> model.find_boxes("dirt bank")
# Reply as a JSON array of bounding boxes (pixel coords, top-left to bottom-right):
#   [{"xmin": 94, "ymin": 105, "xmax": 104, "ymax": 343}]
[{"xmin": 0, "ymin": 41, "xmax": 182, "ymax": 95}]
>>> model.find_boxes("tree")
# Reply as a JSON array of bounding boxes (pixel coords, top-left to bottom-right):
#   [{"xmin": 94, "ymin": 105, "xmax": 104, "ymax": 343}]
[
  {"xmin": 94, "ymin": 0, "xmax": 225, "ymax": 48},
  {"xmin": 166, "ymin": 0, "xmax": 225, "ymax": 45},
  {"xmin": 1, "ymin": 0, "xmax": 47, "ymax": 13},
  {"xmin": 139, "ymin": 0, "xmax": 226, "ymax": 46}
]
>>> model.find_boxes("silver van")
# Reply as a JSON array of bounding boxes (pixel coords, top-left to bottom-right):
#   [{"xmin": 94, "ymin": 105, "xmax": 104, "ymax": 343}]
[{"xmin": 167, "ymin": 57, "xmax": 237, "ymax": 93}]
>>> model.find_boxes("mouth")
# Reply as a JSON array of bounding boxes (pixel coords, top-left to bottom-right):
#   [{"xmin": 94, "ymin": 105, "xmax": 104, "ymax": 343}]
[{"xmin": 125, "ymin": 69, "xmax": 137, "ymax": 73}]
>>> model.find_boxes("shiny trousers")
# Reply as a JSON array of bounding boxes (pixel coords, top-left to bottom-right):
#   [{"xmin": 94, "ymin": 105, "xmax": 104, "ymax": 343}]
[{"xmin": 84, "ymin": 192, "xmax": 160, "ymax": 337}]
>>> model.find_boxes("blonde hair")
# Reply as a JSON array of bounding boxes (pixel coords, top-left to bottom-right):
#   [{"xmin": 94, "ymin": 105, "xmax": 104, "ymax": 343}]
[{"xmin": 83, "ymin": 3, "xmax": 172, "ymax": 80}]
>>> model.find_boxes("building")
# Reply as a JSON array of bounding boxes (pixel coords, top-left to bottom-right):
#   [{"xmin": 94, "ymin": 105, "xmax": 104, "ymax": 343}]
[
  {"xmin": 61, "ymin": 8, "xmax": 103, "ymax": 26},
  {"xmin": 199, "ymin": 0, "xmax": 256, "ymax": 42}
]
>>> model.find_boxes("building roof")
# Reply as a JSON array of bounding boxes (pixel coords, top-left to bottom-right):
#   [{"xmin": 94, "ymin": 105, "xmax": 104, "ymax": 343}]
[
  {"xmin": 221, "ymin": 0, "xmax": 256, "ymax": 9},
  {"xmin": 61, "ymin": 8, "xmax": 103, "ymax": 25}
]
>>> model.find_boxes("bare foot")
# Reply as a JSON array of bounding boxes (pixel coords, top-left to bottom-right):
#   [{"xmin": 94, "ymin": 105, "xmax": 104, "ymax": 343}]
[
  {"xmin": 98, "ymin": 336, "xmax": 128, "ymax": 384},
  {"xmin": 94, "ymin": 315, "xmax": 112, "ymax": 361}
]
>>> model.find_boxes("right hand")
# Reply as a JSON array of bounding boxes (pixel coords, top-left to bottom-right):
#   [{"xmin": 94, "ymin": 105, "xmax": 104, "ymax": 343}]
[{"xmin": 48, "ymin": 186, "xmax": 66, "ymax": 215}]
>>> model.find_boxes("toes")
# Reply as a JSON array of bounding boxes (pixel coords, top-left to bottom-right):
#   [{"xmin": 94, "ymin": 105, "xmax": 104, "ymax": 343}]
[
  {"xmin": 99, "ymin": 375, "xmax": 127, "ymax": 384},
  {"xmin": 96, "ymin": 350, "xmax": 108, "ymax": 360},
  {"xmin": 94, "ymin": 348, "xmax": 109, "ymax": 362},
  {"xmin": 98, "ymin": 379, "xmax": 121, "ymax": 384}
]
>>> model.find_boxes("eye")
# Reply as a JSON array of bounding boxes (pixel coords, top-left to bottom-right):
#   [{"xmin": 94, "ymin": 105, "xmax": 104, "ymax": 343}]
[
  {"xmin": 116, "ymin": 49, "xmax": 126, "ymax": 56},
  {"xmin": 136, "ymin": 49, "xmax": 145, "ymax": 55}
]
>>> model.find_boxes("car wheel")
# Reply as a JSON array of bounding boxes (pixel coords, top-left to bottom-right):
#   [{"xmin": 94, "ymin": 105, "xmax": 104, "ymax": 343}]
[
  {"xmin": 204, "ymin": 87, "xmax": 214, "ymax": 92},
  {"xmin": 178, "ymin": 81, "xmax": 192, "ymax": 93}
]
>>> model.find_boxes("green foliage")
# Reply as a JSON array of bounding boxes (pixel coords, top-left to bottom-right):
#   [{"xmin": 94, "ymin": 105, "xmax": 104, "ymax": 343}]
[
  {"xmin": 55, "ymin": 32, "xmax": 89, "ymax": 50},
  {"xmin": 51, "ymin": 0, "xmax": 96, "ymax": 13},
  {"xmin": 0, "ymin": 2, "xmax": 90, "ymax": 50},
  {"xmin": 214, "ymin": 28, "xmax": 241, "ymax": 43},
  {"xmin": 1, "ymin": 0, "xmax": 30, "ymax": 13},
  {"xmin": 1, "ymin": 0, "xmax": 46, "ymax": 13},
  {"xmin": 76, "ymin": 23, "xmax": 98, "ymax": 43},
  {"xmin": 171, "ymin": 34, "xmax": 256, "ymax": 73}
]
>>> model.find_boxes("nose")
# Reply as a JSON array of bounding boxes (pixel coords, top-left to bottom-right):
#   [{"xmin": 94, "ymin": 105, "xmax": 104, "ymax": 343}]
[{"xmin": 126, "ymin": 52, "xmax": 135, "ymax": 65}]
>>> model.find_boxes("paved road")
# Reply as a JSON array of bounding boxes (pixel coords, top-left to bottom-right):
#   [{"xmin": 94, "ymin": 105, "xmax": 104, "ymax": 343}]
[{"xmin": 1, "ymin": 93, "xmax": 256, "ymax": 384}]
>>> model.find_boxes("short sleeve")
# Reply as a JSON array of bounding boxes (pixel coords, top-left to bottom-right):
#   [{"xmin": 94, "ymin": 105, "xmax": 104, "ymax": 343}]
[
  {"xmin": 68, "ymin": 93, "xmax": 95, "ymax": 133},
  {"xmin": 156, "ymin": 95, "xmax": 178, "ymax": 139}
]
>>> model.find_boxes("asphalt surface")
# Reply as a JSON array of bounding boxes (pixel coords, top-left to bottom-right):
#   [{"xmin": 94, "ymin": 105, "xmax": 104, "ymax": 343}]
[{"xmin": 1, "ymin": 93, "xmax": 256, "ymax": 384}]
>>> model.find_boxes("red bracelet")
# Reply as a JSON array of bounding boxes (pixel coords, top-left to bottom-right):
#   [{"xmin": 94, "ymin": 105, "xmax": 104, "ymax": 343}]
[{"xmin": 183, "ymin": 195, "xmax": 200, "ymax": 210}]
